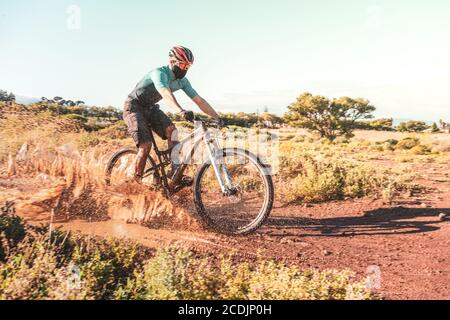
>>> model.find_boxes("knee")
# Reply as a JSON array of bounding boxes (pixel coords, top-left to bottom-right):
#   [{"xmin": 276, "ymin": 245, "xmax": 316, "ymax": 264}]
[
  {"xmin": 138, "ymin": 142, "xmax": 152, "ymax": 154},
  {"xmin": 166, "ymin": 125, "xmax": 176, "ymax": 134},
  {"xmin": 166, "ymin": 125, "xmax": 178, "ymax": 140}
]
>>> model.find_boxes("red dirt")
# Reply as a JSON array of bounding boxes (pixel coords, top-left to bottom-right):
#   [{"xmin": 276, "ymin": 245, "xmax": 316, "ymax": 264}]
[{"xmin": 2, "ymin": 161, "xmax": 450, "ymax": 300}]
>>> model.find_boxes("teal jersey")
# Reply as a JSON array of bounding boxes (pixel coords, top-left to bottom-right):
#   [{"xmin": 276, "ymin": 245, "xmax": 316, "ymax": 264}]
[{"xmin": 128, "ymin": 66, "xmax": 199, "ymax": 106}]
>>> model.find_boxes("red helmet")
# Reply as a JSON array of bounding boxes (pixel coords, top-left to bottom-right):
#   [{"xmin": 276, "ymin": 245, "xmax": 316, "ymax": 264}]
[{"xmin": 169, "ymin": 46, "xmax": 194, "ymax": 66}]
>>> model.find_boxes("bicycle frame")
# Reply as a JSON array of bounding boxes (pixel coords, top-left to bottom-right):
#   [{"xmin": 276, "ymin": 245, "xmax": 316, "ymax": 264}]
[{"xmin": 147, "ymin": 121, "xmax": 232, "ymax": 196}]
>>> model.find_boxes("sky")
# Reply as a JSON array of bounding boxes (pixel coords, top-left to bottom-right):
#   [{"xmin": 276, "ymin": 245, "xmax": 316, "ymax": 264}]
[{"xmin": 1, "ymin": 0, "xmax": 449, "ymax": 121}]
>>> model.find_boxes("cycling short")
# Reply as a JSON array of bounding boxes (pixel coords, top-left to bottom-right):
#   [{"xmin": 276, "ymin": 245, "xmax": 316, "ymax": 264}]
[{"xmin": 123, "ymin": 98, "xmax": 174, "ymax": 147}]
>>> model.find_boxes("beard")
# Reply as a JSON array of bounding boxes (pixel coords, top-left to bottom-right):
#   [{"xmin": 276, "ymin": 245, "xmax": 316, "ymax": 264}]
[{"xmin": 172, "ymin": 65, "xmax": 188, "ymax": 79}]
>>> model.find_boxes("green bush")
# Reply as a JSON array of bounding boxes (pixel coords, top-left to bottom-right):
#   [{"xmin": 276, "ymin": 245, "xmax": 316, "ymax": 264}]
[
  {"xmin": 0, "ymin": 212, "xmax": 26, "ymax": 261},
  {"xmin": 279, "ymin": 154, "xmax": 382, "ymax": 203},
  {"xmin": 78, "ymin": 132, "xmax": 101, "ymax": 150},
  {"xmin": 68, "ymin": 237, "xmax": 146, "ymax": 299},
  {"xmin": 64, "ymin": 114, "xmax": 88, "ymax": 123},
  {"xmin": 128, "ymin": 245, "xmax": 374, "ymax": 300},
  {"xmin": 397, "ymin": 121, "xmax": 429, "ymax": 132},
  {"xmin": 99, "ymin": 121, "xmax": 129, "ymax": 140}
]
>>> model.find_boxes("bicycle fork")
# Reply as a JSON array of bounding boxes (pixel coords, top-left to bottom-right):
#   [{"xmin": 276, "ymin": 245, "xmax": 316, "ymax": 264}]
[{"xmin": 204, "ymin": 135, "xmax": 233, "ymax": 196}]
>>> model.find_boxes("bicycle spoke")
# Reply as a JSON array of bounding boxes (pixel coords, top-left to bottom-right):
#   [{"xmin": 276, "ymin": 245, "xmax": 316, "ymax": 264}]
[
  {"xmin": 196, "ymin": 150, "xmax": 271, "ymax": 234},
  {"xmin": 106, "ymin": 150, "xmax": 156, "ymax": 187}
]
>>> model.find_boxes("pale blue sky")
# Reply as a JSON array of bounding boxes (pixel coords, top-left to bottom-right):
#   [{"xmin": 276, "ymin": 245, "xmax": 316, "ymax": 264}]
[{"xmin": 1, "ymin": 0, "xmax": 449, "ymax": 121}]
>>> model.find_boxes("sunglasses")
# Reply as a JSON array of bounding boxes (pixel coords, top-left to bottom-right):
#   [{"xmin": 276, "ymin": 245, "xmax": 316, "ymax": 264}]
[{"xmin": 176, "ymin": 62, "xmax": 192, "ymax": 71}]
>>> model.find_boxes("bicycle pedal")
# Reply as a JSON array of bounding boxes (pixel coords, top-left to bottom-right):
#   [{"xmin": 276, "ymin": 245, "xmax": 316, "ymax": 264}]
[
  {"xmin": 172, "ymin": 177, "xmax": 193, "ymax": 193},
  {"xmin": 180, "ymin": 176, "xmax": 194, "ymax": 187}
]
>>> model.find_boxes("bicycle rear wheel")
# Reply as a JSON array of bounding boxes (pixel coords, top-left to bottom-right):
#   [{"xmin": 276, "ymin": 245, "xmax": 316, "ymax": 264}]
[
  {"xmin": 193, "ymin": 148, "xmax": 274, "ymax": 235},
  {"xmin": 105, "ymin": 148, "xmax": 158, "ymax": 187}
]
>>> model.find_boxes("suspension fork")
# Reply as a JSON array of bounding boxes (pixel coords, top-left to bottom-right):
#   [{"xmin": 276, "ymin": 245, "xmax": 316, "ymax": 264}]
[{"xmin": 204, "ymin": 132, "xmax": 233, "ymax": 195}]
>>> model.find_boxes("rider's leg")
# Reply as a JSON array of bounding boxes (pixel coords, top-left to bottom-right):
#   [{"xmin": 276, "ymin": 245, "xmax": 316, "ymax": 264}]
[
  {"xmin": 133, "ymin": 141, "xmax": 152, "ymax": 181},
  {"xmin": 166, "ymin": 125, "xmax": 179, "ymax": 149},
  {"xmin": 166, "ymin": 125, "xmax": 182, "ymax": 178},
  {"xmin": 122, "ymin": 99, "xmax": 153, "ymax": 183}
]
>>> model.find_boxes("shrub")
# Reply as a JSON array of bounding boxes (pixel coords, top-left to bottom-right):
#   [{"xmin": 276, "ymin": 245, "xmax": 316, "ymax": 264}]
[
  {"xmin": 382, "ymin": 139, "xmax": 399, "ymax": 151},
  {"xmin": 69, "ymin": 237, "xmax": 146, "ymax": 299},
  {"xmin": 357, "ymin": 118, "xmax": 394, "ymax": 131},
  {"xmin": 410, "ymin": 144, "xmax": 431, "ymax": 155},
  {"xmin": 397, "ymin": 121, "xmax": 429, "ymax": 132},
  {"xmin": 0, "ymin": 242, "xmax": 68, "ymax": 299},
  {"xmin": 99, "ymin": 121, "xmax": 129, "ymax": 140},
  {"xmin": 78, "ymin": 132, "xmax": 101, "ymax": 150},
  {"xmin": 64, "ymin": 114, "xmax": 88, "ymax": 123},
  {"xmin": 0, "ymin": 211, "xmax": 26, "ymax": 261},
  {"xmin": 281, "ymin": 158, "xmax": 380, "ymax": 203},
  {"xmin": 129, "ymin": 245, "xmax": 374, "ymax": 300},
  {"xmin": 396, "ymin": 137, "xmax": 420, "ymax": 150},
  {"xmin": 276, "ymin": 141, "xmax": 417, "ymax": 204},
  {"xmin": 431, "ymin": 123, "xmax": 440, "ymax": 133}
]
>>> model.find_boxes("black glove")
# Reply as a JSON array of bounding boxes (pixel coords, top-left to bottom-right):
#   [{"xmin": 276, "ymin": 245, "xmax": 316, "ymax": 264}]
[{"xmin": 181, "ymin": 110, "xmax": 195, "ymax": 122}]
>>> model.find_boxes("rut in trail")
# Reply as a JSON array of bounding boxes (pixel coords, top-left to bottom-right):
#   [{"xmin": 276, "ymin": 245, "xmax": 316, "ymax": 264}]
[{"xmin": 0, "ymin": 143, "xmax": 201, "ymax": 231}]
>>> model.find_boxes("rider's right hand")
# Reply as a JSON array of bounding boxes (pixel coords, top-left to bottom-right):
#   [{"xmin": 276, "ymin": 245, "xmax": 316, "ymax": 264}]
[{"xmin": 181, "ymin": 110, "xmax": 195, "ymax": 122}]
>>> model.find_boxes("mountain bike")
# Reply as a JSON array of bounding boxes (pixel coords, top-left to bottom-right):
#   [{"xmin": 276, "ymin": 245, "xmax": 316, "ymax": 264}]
[{"xmin": 105, "ymin": 119, "xmax": 274, "ymax": 235}]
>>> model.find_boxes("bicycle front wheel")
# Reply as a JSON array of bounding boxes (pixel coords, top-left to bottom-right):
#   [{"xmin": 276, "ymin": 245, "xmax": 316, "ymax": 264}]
[{"xmin": 193, "ymin": 148, "xmax": 274, "ymax": 235}]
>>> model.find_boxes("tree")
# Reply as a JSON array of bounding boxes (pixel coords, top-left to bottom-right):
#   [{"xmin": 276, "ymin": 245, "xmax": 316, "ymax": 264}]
[
  {"xmin": 284, "ymin": 92, "xmax": 376, "ymax": 140},
  {"xmin": 397, "ymin": 121, "xmax": 429, "ymax": 133},
  {"xmin": 0, "ymin": 90, "xmax": 15, "ymax": 102}
]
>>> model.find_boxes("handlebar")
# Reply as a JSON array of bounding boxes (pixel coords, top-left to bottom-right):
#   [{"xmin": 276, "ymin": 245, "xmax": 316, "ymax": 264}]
[
  {"xmin": 191, "ymin": 117, "xmax": 226, "ymax": 129},
  {"xmin": 201, "ymin": 119, "xmax": 225, "ymax": 129}
]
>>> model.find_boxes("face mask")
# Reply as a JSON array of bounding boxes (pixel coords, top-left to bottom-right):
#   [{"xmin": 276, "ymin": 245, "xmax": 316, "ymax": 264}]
[{"xmin": 172, "ymin": 65, "xmax": 188, "ymax": 79}]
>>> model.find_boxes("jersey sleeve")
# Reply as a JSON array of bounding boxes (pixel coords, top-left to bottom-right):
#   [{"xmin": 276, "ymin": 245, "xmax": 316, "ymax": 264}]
[
  {"xmin": 149, "ymin": 68, "xmax": 170, "ymax": 90},
  {"xmin": 182, "ymin": 78, "xmax": 199, "ymax": 99}
]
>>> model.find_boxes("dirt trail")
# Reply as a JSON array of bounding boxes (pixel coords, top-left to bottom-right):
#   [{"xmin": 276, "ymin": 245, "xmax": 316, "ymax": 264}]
[{"xmin": 2, "ymin": 161, "xmax": 450, "ymax": 300}]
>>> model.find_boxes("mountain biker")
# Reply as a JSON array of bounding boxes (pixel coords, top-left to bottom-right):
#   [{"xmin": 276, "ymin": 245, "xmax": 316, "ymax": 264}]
[{"xmin": 123, "ymin": 46, "xmax": 220, "ymax": 183}]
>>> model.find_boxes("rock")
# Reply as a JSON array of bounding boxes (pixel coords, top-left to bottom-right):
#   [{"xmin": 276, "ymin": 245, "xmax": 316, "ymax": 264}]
[
  {"xmin": 439, "ymin": 213, "xmax": 448, "ymax": 222},
  {"xmin": 323, "ymin": 250, "xmax": 332, "ymax": 256}
]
